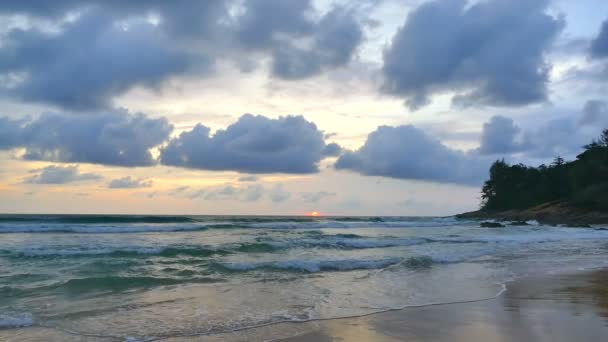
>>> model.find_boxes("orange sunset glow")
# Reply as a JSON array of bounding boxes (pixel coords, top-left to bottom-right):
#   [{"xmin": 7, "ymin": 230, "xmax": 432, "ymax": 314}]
[{"xmin": 308, "ymin": 211, "xmax": 320, "ymax": 217}]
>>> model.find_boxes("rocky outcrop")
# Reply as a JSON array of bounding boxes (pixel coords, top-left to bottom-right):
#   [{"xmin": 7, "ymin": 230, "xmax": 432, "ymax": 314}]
[{"xmin": 457, "ymin": 201, "xmax": 608, "ymax": 225}]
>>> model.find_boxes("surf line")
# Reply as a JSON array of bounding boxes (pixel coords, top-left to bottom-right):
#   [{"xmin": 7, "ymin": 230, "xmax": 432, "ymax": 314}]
[{"xmin": 147, "ymin": 281, "xmax": 510, "ymax": 341}]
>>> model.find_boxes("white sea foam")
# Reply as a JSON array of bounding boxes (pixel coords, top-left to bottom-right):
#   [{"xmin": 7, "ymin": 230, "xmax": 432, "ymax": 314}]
[
  {"xmin": 0, "ymin": 312, "xmax": 34, "ymax": 329},
  {"xmin": 0, "ymin": 223, "xmax": 208, "ymax": 234},
  {"xmin": 6, "ymin": 246, "xmax": 166, "ymax": 257},
  {"xmin": 221, "ymin": 257, "xmax": 403, "ymax": 273}
]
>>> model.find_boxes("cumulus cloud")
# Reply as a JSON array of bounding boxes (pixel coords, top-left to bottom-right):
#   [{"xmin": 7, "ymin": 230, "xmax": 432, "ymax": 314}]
[
  {"xmin": 0, "ymin": 1, "xmax": 229, "ymax": 36},
  {"xmin": 335, "ymin": 125, "xmax": 489, "ymax": 185},
  {"xmin": 0, "ymin": 1, "xmax": 364, "ymax": 110},
  {"xmin": 300, "ymin": 191, "xmax": 336, "ymax": 203},
  {"xmin": 0, "ymin": 11, "xmax": 194, "ymax": 110},
  {"xmin": 269, "ymin": 8, "xmax": 363, "ymax": 79},
  {"xmin": 381, "ymin": 0, "xmax": 563, "ymax": 110},
  {"xmin": 591, "ymin": 19, "xmax": 608, "ymax": 59},
  {"xmin": 107, "ymin": 176, "xmax": 153, "ymax": 189},
  {"xmin": 478, "ymin": 116, "xmax": 525, "ymax": 155},
  {"xmin": 321, "ymin": 142, "xmax": 342, "ymax": 157},
  {"xmin": 0, "ymin": 109, "xmax": 172, "ymax": 167},
  {"xmin": 24, "ymin": 165, "xmax": 101, "ymax": 184},
  {"xmin": 160, "ymin": 114, "xmax": 331, "ymax": 174},
  {"xmin": 479, "ymin": 104, "xmax": 608, "ymax": 160}
]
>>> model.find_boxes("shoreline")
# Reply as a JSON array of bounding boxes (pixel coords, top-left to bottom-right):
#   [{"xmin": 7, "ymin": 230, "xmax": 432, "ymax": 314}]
[
  {"xmin": 5, "ymin": 268, "xmax": 608, "ymax": 341},
  {"xmin": 204, "ymin": 267, "xmax": 608, "ymax": 341}
]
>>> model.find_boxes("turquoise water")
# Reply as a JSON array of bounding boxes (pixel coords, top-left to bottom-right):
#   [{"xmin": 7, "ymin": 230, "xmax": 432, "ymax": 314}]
[{"xmin": 1, "ymin": 215, "xmax": 608, "ymax": 339}]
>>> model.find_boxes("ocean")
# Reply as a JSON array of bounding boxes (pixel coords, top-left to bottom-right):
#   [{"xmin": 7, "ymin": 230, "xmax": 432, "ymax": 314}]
[{"xmin": 1, "ymin": 215, "xmax": 607, "ymax": 340}]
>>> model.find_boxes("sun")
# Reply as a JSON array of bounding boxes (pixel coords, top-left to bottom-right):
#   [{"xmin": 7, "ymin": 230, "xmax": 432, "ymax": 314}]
[{"xmin": 308, "ymin": 211, "xmax": 320, "ymax": 217}]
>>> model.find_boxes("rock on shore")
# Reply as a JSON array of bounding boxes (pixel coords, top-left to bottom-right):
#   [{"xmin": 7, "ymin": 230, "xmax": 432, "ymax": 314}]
[{"xmin": 457, "ymin": 201, "xmax": 608, "ymax": 225}]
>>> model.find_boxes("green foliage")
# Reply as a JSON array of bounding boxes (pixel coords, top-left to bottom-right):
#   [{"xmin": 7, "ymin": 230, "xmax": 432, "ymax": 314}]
[{"xmin": 481, "ymin": 129, "xmax": 608, "ymax": 211}]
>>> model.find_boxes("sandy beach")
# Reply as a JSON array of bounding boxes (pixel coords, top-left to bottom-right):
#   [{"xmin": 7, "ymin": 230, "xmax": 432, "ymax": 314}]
[
  {"xmin": 204, "ymin": 269, "xmax": 608, "ymax": 342},
  {"xmin": 2, "ymin": 269, "xmax": 607, "ymax": 341}
]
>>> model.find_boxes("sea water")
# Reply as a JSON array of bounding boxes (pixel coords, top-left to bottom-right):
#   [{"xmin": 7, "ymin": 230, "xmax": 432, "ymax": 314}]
[{"xmin": 1, "ymin": 215, "xmax": 607, "ymax": 339}]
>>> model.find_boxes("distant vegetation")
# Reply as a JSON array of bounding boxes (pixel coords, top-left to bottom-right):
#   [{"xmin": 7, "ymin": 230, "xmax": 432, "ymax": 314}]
[{"xmin": 481, "ymin": 129, "xmax": 608, "ymax": 212}]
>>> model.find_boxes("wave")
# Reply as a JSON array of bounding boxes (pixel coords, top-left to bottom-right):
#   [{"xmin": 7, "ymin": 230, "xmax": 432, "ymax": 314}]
[
  {"xmin": 0, "ymin": 235, "xmax": 492, "ymax": 260},
  {"xmin": 0, "ymin": 245, "xmax": 234, "ymax": 258},
  {"xmin": 215, "ymin": 257, "xmax": 404, "ymax": 273},
  {"xmin": 213, "ymin": 254, "xmax": 464, "ymax": 273},
  {"xmin": 0, "ymin": 312, "xmax": 33, "ymax": 329},
  {"xmin": 0, "ymin": 223, "xmax": 209, "ymax": 234},
  {"xmin": 1, "ymin": 276, "xmax": 225, "ymax": 298},
  {"xmin": 0, "ymin": 214, "xmax": 196, "ymax": 224},
  {"xmin": 0, "ymin": 215, "xmax": 473, "ymax": 234},
  {"xmin": 271, "ymin": 237, "xmax": 432, "ymax": 249}
]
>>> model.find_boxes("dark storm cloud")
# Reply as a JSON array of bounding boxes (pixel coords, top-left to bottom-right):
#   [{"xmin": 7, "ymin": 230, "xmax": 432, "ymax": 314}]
[
  {"xmin": 0, "ymin": 110, "xmax": 172, "ymax": 166},
  {"xmin": 591, "ymin": 19, "xmax": 608, "ymax": 58},
  {"xmin": 107, "ymin": 176, "xmax": 153, "ymax": 189},
  {"xmin": 381, "ymin": 0, "xmax": 563, "ymax": 110},
  {"xmin": 160, "ymin": 114, "xmax": 332, "ymax": 174},
  {"xmin": 335, "ymin": 125, "xmax": 489, "ymax": 185},
  {"xmin": 0, "ymin": 1, "xmax": 365, "ymax": 110},
  {"xmin": 478, "ymin": 116, "xmax": 525, "ymax": 155},
  {"xmin": 24, "ymin": 165, "xmax": 101, "ymax": 184},
  {"xmin": 0, "ymin": 11, "xmax": 193, "ymax": 110}
]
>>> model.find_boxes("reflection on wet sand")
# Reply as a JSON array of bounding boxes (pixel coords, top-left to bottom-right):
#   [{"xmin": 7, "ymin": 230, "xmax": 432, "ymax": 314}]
[{"xmin": 205, "ymin": 269, "xmax": 608, "ymax": 342}]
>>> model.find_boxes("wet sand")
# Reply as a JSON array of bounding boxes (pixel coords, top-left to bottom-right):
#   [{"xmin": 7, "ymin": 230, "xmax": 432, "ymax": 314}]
[
  {"xmin": 203, "ymin": 269, "xmax": 608, "ymax": 342},
  {"xmin": 3, "ymin": 269, "xmax": 608, "ymax": 341}
]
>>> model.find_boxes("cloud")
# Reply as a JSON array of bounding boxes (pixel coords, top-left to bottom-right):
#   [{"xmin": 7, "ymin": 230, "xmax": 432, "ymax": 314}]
[
  {"xmin": 381, "ymin": 0, "xmax": 563, "ymax": 110},
  {"xmin": 591, "ymin": 19, "xmax": 608, "ymax": 59},
  {"xmin": 238, "ymin": 175, "xmax": 259, "ymax": 182},
  {"xmin": 0, "ymin": 117, "xmax": 23, "ymax": 149},
  {"xmin": 194, "ymin": 184, "xmax": 264, "ymax": 202},
  {"xmin": 0, "ymin": 109, "xmax": 172, "ymax": 167},
  {"xmin": 0, "ymin": 1, "xmax": 365, "ymax": 110},
  {"xmin": 479, "ymin": 104, "xmax": 608, "ymax": 160},
  {"xmin": 580, "ymin": 100, "xmax": 608, "ymax": 126},
  {"xmin": 335, "ymin": 125, "xmax": 489, "ymax": 185},
  {"xmin": 169, "ymin": 185, "xmax": 190, "ymax": 195},
  {"xmin": 0, "ymin": 11, "xmax": 195, "ymax": 110},
  {"xmin": 107, "ymin": 176, "xmax": 153, "ymax": 189},
  {"xmin": 322, "ymin": 142, "xmax": 342, "ymax": 157},
  {"xmin": 24, "ymin": 165, "xmax": 101, "ymax": 184},
  {"xmin": 235, "ymin": 0, "xmax": 314, "ymax": 50},
  {"xmin": 160, "ymin": 114, "xmax": 331, "ymax": 174},
  {"xmin": 478, "ymin": 116, "xmax": 525, "ymax": 155},
  {"xmin": 300, "ymin": 191, "xmax": 336, "ymax": 203},
  {"xmin": 0, "ymin": 1, "xmax": 229, "ymax": 36},
  {"xmin": 269, "ymin": 184, "xmax": 291, "ymax": 203},
  {"xmin": 269, "ymin": 8, "xmax": 363, "ymax": 79}
]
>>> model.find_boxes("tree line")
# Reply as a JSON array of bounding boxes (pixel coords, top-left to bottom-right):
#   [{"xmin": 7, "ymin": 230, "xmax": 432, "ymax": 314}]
[{"xmin": 481, "ymin": 129, "xmax": 608, "ymax": 211}]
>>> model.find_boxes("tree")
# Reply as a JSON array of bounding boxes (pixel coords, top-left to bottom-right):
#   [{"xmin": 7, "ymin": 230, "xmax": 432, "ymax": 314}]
[{"xmin": 480, "ymin": 128, "xmax": 608, "ymax": 211}]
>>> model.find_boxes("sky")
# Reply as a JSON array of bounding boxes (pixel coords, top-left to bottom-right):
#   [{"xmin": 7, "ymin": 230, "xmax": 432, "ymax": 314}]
[{"xmin": 0, "ymin": 0, "xmax": 607, "ymax": 216}]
